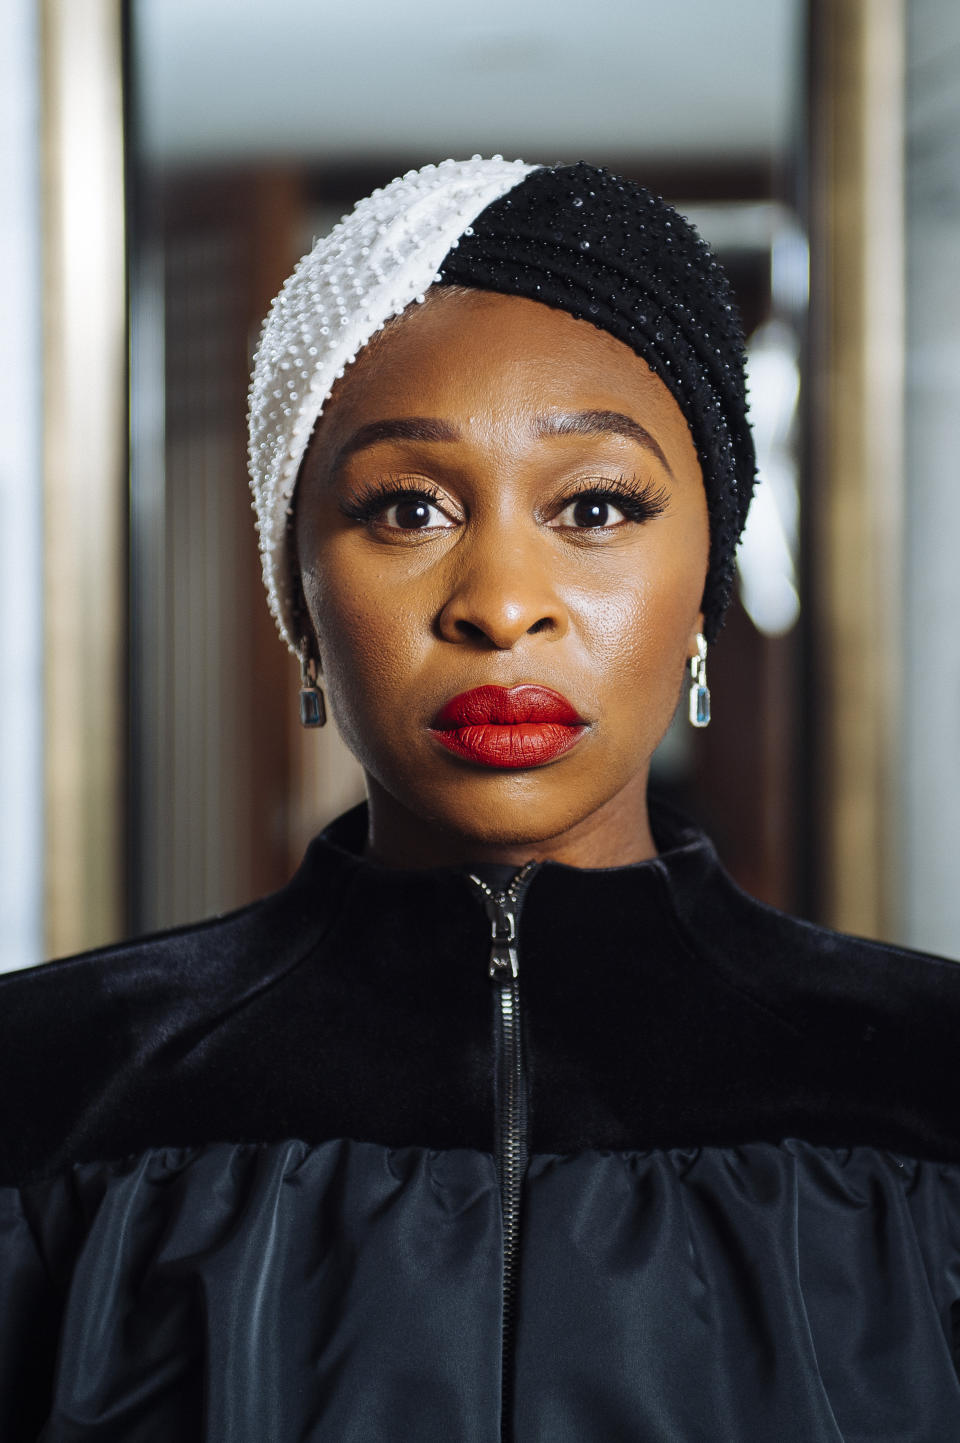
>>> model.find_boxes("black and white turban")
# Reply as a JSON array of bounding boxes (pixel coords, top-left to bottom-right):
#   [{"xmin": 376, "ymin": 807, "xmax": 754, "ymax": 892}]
[{"xmin": 248, "ymin": 156, "xmax": 755, "ymax": 649}]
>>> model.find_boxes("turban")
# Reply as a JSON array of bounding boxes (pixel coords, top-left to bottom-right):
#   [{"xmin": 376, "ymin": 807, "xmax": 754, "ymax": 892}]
[{"xmin": 248, "ymin": 156, "xmax": 755, "ymax": 649}]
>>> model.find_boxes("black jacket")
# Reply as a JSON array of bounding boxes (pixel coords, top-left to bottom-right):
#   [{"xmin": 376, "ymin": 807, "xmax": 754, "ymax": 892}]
[{"xmin": 3, "ymin": 801, "xmax": 960, "ymax": 1441}]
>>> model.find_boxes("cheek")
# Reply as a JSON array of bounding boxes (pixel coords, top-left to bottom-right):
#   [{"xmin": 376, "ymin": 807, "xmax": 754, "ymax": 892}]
[
  {"xmin": 576, "ymin": 531, "xmax": 707, "ymax": 697},
  {"xmin": 300, "ymin": 540, "xmax": 427, "ymax": 720}
]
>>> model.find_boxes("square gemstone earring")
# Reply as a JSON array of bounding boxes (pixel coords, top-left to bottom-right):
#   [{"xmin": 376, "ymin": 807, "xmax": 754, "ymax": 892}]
[
  {"xmin": 298, "ymin": 639, "xmax": 327, "ymax": 728},
  {"xmin": 688, "ymin": 633, "xmax": 711, "ymax": 728}
]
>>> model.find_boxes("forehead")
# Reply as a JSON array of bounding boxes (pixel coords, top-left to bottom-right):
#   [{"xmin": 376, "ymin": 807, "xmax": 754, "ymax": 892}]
[{"xmin": 314, "ymin": 288, "xmax": 696, "ymax": 458}]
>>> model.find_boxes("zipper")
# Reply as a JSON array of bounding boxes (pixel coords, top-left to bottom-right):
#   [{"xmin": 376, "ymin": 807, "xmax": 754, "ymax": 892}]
[{"xmin": 467, "ymin": 861, "xmax": 538, "ymax": 1443}]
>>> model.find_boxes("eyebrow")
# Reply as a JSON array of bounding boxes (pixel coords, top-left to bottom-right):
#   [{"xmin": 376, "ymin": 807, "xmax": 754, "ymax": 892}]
[
  {"xmin": 333, "ymin": 417, "xmax": 459, "ymax": 468},
  {"xmin": 535, "ymin": 410, "xmax": 673, "ymax": 477},
  {"xmin": 332, "ymin": 408, "xmax": 672, "ymax": 476}
]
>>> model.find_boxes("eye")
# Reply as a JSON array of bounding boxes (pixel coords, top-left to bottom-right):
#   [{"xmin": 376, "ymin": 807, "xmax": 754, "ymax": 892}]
[
  {"xmin": 381, "ymin": 494, "xmax": 456, "ymax": 530},
  {"xmin": 339, "ymin": 483, "xmax": 458, "ymax": 532},
  {"xmin": 547, "ymin": 477, "xmax": 670, "ymax": 531},
  {"xmin": 550, "ymin": 493, "xmax": 629, "ymax": 530}
]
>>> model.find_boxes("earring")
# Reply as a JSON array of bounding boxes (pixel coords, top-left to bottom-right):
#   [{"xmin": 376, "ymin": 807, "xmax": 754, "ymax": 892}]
[
  {"xmin": 688, "ymin": 633, "xmax": 711, "ymax": 728},
  {"xmin": 298, "ymin": 640, "xmax": 327, "ymax": 728}
]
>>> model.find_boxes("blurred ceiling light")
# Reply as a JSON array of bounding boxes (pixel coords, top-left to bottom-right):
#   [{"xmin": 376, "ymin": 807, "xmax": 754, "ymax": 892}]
[{"xmin": 737, "ymin": 317, "xmax": 801, "ymax": 637}]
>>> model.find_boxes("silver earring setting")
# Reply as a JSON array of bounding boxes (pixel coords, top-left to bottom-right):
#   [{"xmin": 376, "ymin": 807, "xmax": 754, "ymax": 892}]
[
  {"xmin": 688, "ymin": 633, "xmax": 711, "ymax": 728},
  {"xmin": 298, "ymin": 640, "xmax": 327, "ymax": 728}
]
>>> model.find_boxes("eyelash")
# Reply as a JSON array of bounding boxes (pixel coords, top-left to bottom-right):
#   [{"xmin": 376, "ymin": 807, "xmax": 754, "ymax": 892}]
[
  {"xmin": 560, "ymin": 474, "xmax": 670, "ymax": 526},
  {"xmin": 339, "ymin": 478, "xmax": 450, "ymax": 525},
  {"xmin": 339, "ymin": 474, "xmax": 670, "ymax": 528}
]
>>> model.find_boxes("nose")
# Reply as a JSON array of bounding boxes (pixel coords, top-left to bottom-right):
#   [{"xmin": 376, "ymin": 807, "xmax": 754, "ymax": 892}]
[{"xmin": 435, "ymin": 534, "xmax": 569, "ymax": 650}]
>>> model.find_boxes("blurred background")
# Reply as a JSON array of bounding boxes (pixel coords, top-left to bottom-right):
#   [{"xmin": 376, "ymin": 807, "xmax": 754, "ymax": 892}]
[{"xmin": 2, "ymin": 0, "xmax": 958, "ymax": 971}]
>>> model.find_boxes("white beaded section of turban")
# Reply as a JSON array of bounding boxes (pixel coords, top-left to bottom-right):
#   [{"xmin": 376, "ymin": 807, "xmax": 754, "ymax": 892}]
[{"xmin": 247, "ymin": 155, "xmax": 537, "ymax": 652}]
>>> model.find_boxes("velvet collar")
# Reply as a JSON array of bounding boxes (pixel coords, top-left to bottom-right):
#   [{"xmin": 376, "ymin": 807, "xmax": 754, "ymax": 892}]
[{"xmin": 3, "ymin": 799, "xmax": 960, "ymax": 1186}]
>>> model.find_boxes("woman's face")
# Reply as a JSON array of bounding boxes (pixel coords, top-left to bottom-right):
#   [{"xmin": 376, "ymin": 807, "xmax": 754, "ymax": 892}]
[{"xmin": 295, "ymin": 288, "xmax": 709, "ymax": 861}]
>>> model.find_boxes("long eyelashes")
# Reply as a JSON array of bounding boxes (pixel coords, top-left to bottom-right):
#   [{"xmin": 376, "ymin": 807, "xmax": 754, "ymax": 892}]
[
  {"xmin": 557, "ymin": 475, "xmax": 670, "ymax": 525},
  {"xmin": 339, "ymin": 477, "xmax": 449, "ymax": 524},
  {"xmin": 337, "ymin": 473, "xmax": 670, "ymax": 528}
]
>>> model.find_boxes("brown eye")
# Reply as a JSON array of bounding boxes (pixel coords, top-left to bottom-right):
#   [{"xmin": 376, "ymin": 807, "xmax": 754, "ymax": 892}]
[
  {"xmin": 551, "ymin": 494, "xmax": 628, "ymax": 530},
  {"xmin": 574, "ymin": 498, "xmax": 615, "ymax": 528},
  {"xmin": 340, "ymin": 482, "xmax": 459, "ymax": 532},
  {"xmin": 392, "ymin": 498, "xmax": 436, "ymax": 529},
  {"xmin": 379, "ymin": 493, "xmax": 456, "ymax": 531}
]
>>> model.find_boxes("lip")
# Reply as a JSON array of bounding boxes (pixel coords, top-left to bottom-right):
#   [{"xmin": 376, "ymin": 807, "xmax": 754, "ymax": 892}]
[{"xmin": 430, "ymin": 684, "xmax": 588, "ymax": 769}]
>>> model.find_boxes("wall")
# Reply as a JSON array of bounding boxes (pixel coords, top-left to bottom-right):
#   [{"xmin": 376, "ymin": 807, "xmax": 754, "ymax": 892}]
[
  {"xmin": 0, "ymin": 0, "xmax": 43, "ymax": 972},
  {"xmin": 902, "ymin": 0, "xmax": 960, "ymax": 954}
]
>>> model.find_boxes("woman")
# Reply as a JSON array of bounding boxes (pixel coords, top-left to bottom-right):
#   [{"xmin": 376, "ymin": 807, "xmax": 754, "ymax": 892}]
[{"xmin": 3, "ymin": 157, "xmax": 960, "ymax": 1442}]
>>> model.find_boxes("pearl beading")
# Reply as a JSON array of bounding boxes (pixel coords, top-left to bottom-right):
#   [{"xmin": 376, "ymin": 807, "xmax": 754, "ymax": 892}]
[{"xmin": 247, "ymin": 156, "xmax": 536, "ymax": 653}]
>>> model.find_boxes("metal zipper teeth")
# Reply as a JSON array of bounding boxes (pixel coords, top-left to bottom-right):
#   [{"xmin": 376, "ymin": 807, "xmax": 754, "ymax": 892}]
[
  {"xmin": 497, "ymin": 974, "xmax": 523, "ymax": 1385},
  {"xmin": 467, "ymin": 861, "xmax": 537, "ymax": 1442}
]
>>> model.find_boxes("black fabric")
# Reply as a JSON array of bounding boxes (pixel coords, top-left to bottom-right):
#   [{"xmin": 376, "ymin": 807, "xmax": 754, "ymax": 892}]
[
  {"xmin": 4, "ymin": 801, "xmax": 960, "ymax": 1440},
  {"xmin": 3, "ymin": 800, "xmax": 960, "ymax": 1186},
  {"xmin": 1, "ymin": 1142, "xmax": 502, "ymax": 1442},
  {"xmin": 437, "ymin": 163, "xmax": 757, "ymax": 641},
  {"xmin": 521, "ymin": 841, "xmax": 960, "ymax": 1159},
  {"xmin": 5, "ymin": 1140, "xmax": 960, "ymax": 1441},
  {"xmin": 515, "ymin": 1145, "xmax": 960, "ymax": 1441}
]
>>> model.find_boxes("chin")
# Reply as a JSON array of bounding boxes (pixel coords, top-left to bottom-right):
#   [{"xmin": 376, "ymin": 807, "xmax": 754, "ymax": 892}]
[{"xmin": 400, "ymin": 767, "xmax": 622, "ymax": 852}]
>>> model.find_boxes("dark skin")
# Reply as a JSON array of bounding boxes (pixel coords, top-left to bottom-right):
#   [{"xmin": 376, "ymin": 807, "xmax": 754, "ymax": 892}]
[{"xmin": 294, "ymin": 288, "xmax": 709, "ymax": 870}]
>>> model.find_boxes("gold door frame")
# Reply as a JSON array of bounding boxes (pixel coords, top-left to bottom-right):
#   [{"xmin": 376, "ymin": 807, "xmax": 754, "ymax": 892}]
[
  {"xmin": 41, "ymin": 0, "xmax": 126, "ymax": 957},
  {"xmin": 807, "ymin": 0, "xmax": 906, "ymax": 939}
]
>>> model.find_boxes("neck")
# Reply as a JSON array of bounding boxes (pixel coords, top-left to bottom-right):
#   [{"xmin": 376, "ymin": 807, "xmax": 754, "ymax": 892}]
[{"xmin": 361, "ymin": 772, "xmax": 658, "ymax": 871}]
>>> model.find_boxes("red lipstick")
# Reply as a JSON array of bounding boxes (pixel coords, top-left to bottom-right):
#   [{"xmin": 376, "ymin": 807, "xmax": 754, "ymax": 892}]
[{"xmin": 430, "ymin": 685, "xmax": 587, "ymax": 769}]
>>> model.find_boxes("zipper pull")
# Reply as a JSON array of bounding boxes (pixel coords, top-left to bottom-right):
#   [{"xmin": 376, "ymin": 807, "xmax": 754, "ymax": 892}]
[
  {"xmin": 467, "ymin": 862, "xmax": 537, "ymax": 982},
  {"xmin": 484, "ymin": 893, "xmax": 519, "ymax": 982}
]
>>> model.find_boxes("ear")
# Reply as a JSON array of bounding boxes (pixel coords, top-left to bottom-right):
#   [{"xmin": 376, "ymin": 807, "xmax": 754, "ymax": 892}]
[
  {"xmin": 289, "ymin": 559, "xmax": 323, "ymax": 674},
  {"xmin": 307, "ymin": 645, "xmax": 324, "ymax": 676},
  {"xmin": 302, "ymin": 631, "xmax": 323, "ymax": 676},
  {"xmin": 687, "ymin": 610, "xmax": 706, "ymax": 659}
]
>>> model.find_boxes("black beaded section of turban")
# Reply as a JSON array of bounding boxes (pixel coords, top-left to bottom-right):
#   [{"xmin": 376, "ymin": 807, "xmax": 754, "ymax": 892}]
[{"xmin": 436, "ymin": 162, "xmax": 756, "ymax": 642}]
